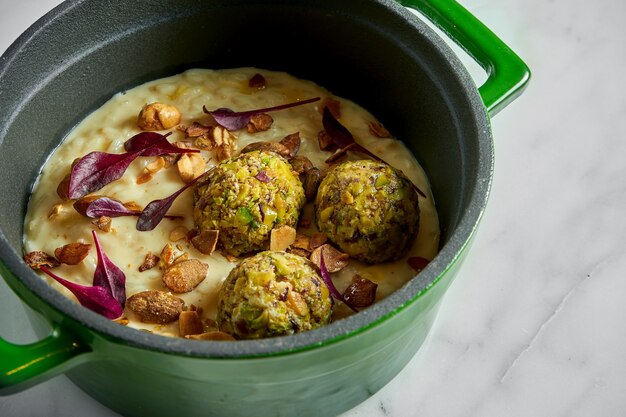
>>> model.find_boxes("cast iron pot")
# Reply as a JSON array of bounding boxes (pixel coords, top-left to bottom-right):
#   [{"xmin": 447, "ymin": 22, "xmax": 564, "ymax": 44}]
[{"xmin": 0, "ymin": 0, "xmax": 529, "ymax": 415}]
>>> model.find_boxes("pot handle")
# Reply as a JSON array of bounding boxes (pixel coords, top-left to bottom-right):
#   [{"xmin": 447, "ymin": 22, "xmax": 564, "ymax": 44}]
[
  {"xmin": 0, "ymin": 325, "xmax": 89, "ymax": 395},
  {"xmin": 400, "ymin": 0, "xmax": 530, "ymax": 116}
]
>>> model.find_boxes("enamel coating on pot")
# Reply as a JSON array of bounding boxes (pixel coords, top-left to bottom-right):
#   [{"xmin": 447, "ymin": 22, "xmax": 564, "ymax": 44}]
[{"xmin": 0, "ymin": 0, "xmax": 529, "ymax": 414}]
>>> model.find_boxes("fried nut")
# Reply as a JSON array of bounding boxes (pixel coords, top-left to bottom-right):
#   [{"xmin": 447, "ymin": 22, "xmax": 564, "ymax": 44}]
[
  {"xmin": 162, "ymin": 259, "xmax": 209, "ymax": 293},
  {"xmin": 179, "ymin": 310, "xmax": 204, "ymax": 337},
  {"xmin": 137, "ymin": 102, "xmax": 181, "ymax": 131},
  {"xmin": 73, "ymin": 195, "xmax": 108, "ymax": 217},
  {"xmin": 191, "ymin": 229, "xmax": 219, "ymax": 255},
  {"xmin": 138, "ymin": 252, "xmax": 160, "ymax": 272},
  {"xmin": 342, "ymin": 274, "xmax": 378, "ymax": 308},
  {"xmin": 246, "ymin": 113, "xmax": 273, "ymax": 133},
  {"xmin": 146, "ymin": 156, "xmax": 166, "ymax": 174},
  {"xmin": 169, "ymin": 226, "xmax": 189, "ymax": 242},
  {"xmin": 288, "ymin": 155, "xmax": 314, "ymax": 174},
  {"xmin": 23, "ymin": 251, "xmax": 60, "ymax": 269},
  {"xmin": 279, "ymin": 132, "xmax": 301, "ymax": 157},
  {"xmin": 248, "ymin": 73, "xmax": 266, "ymax": 89},
  {"xmin": 54, "ymin": 242, "xmax": 91, "ymax": 265},
  {"xmin": 270, "ymin": 225, "xmax": 297, "ymax": 252},
  {"xmin": 317, "ymin": 130, "xmax": 338, "ymax": 152},
  {"xmin": 303, "ymin": 167, "xmax": 321, "ymax": 202},
  {"xmin": 92, "ymin": 216, "xmax": 112, "ymax": 232},
  {"xmin": 177, "ymin": 153, "xmax": 206, "ymax": 183},
  {"xmin": 127, "ymin": 290, "xmax": 184, "ymax": 324},
  {"xmin": 310, "ymin": 243, "xmax": 350, "ymax": 273},
  {"xmin": 292, "ymin": 233, "xmax": 311, "ymax": 250},
  {"xmin": 308, "ymin": 232, "xmax": 328, "ymax": 251}
]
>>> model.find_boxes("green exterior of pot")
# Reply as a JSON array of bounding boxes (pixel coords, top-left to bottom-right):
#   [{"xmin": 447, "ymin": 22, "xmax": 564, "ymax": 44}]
[{"xmin": 0, "ymin": 0, "xmax": 529, "ymax": 415}]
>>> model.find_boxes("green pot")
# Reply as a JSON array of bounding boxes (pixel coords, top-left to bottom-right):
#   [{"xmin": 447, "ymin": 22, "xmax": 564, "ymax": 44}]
[{"xmin": 0, "ymin": 1, "xmax": 529, "ymax": 415}]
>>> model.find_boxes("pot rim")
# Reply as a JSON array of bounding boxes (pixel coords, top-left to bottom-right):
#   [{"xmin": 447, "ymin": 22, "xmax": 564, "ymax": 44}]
[{"xmin": 0, "ymin": 0, "xmax": 493, "ymax": 358}]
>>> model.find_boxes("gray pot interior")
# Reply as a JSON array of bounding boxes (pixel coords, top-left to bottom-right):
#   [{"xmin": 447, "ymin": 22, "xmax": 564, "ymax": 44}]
[{"xmin": 0, "ymin": 0, "xmax": 491, "ymax": 356}]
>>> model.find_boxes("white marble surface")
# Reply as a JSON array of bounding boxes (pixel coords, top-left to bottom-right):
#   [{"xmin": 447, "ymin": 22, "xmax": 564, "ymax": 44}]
[{"xmin": 1, "ymin": 0, "xmax": 625, "ymax": 416}]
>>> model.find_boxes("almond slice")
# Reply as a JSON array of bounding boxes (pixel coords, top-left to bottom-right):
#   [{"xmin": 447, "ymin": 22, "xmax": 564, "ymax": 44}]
[
  {"xmin": 127, "ymin": 290, "xmax": 184, "ymax": 324},
  {"xmin": 270, "ymin": 225, "xmax": 297, "ymax": 252},
  {"xmin": 162, "ymin": 259, "xmax": 209, "ymax": 293},
  {"xmin": 310, "ymin": 243, "xmax": 349, "ymax": 273}
]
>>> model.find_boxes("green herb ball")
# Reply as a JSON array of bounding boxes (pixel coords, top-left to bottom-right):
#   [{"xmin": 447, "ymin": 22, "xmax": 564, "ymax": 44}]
[
  {"xmin": 193, "ymin": 150, "xmax": 305, "ymax": 256},
  {"xmin": 217, "ymin": 251, "xmax": 333, "ymax": 339},
  {"xmin": 315, "ymin": 159, "xmax": 420, "ymax": 264}
]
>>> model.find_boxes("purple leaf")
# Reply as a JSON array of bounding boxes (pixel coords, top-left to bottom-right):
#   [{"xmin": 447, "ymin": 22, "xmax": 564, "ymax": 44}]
[
  {"xmin": 92, "ymin": 230, "xmax": 126, "ymax": 307},
  {"xmin": 136, "ymin": 172, "xmax": 207, "ymax": 231},
  {"xmin": 204, "ymin": 97, "xmax": 320, "ymax": 130},
  {"xmin": 39, "ymin": 266, "xmax": 123, "ymax": 319},
  {"xmin": 85, "ymin": 197, "xmax": 140, "ymax": 218},
  {"xmin": 68, "ymin": 132, "xmax": 199, "ymax": 200},
  {"xmin": 123, "ymin": 131, "xmax": 199, "ymax": 156},
  {"xmin": 319, "ymin": 254, "xmax": 358, "ymax": 313},
  {"xmin": 68, "ymin": 150, "xmax": 142, "ymax": 200},
  {"xmin": 322, "ymin": 107, "xmax": 355, "ymax": 148}
]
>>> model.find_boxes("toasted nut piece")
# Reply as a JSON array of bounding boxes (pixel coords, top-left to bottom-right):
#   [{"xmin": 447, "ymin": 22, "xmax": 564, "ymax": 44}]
[
  {"xmin": 179, "ymin": 310, "xmax": 204, "ymax": 337},
  {"xmin": 240, "ymin": 141, "xmax": 290, "ymax": 156},
  {"xmin": 123, "ymin": 201, "xmax": 143, "ymax": 212},
  {"xmin": 24, "ymin": 251, "xmax": 60, "ymax": 269},
  {"xmin": 246, "ymin": 113, "xmax": 273, "ymax": 133},
  {"xmin": 136, "ymin": 171, "xmax": 153, "ymax": 184},
  {"xmin": 407, "ymin": 256, "xmax": 430, "ymax": 273},
  {"xmin": 317, "ymin": 130, "xmax": 338, "ymax": 151},
  {"xmin": 303, "ymin": 167, "xmax": 321, "ymax": 202},
  {"xmin": 73, "ymin": 194, "xmax": 108, "ymax": 217},
  {"xmin": 270, "ymin": 225, "xmax": 297, "ymax": 252},
  {"xmin": 54, "ymin": 242, "xmax": 91, "ymax": 265},
  {"xmin": 92, "ymin": 216, "xmax": 112, "ymax": 232},
  {"xmin": 289, "ymin": 155, "xmax": 314, "ymax": 175},
  {"xmin": 162, "ymin": 259, "xmax": 209, "ymax": 293},
  {"xmin": 342, "ymin": 274, "xmax": 378, "ymax": 308},
  {"xmin": 212, "ymin": 126, "xmax": 236, "ymax": 162},
  {"xmin": 137, "ymin": 102, "xmax": 181, "ymax": 131},
  {"xmin": 181, "ymin": 122, "xmax": 214, "ymax": 139},
  {"xmin": 158, "ymin": 243, "xmax": 183, "ymax": 269},
  {"xmin": 177, "ymin": 153, "xmax": 206, "ymax": 183},
  {"xmin": 309, "ymin": 232, "xmax": 328, "ymax": 250},
  {"xmin": 127, "ymin": 290, "xmax": 184, "ymax": 324},
  {"xmin": 139, "ymin": 252, "xmax": 160, "ymax": 272},
  {"xmin": 341, "ymin": 190, "xmax": 354, "ymax": 205},
  {"xmin": 186, "ymin": 331, "xmax": 236, "ymax": 341},
  {"xmin": 321, "ymin": 97, "xmax": 341, "ymax": 118},
  {"xmin": 169, "ymin": 226, "xmax": 189, "ymax": 242},
  {"xmin": 310, "ymin": 244, "xmax": 349, "ymax": 273},
  {"xmin": 248, "ymin": 73, "xmax": 266, "ymax": 89},
  {"xmin": 287, "ymin": 247, "xmax": 311, "ymax": 258},
  {"xmin": 146, "ymin": 156, "xmax": 166, "ymax": 174},
  {"xmin": 293, "ymin": 233, "xmax": 311, "ymax": 250},
  {"xmin": 280, "ymin": 132, "xmax": 301, "ymax": 157},
  {"xmin": 191, "ymin": 229, "xmax": 219, "ymax": 255},
  {"xmin": 56, "ymin": 174, "xmax": 71, "ymax": 200}
]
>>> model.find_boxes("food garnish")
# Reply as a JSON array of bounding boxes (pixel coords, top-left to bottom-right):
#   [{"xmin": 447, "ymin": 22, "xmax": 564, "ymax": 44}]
[
  {"xmin": 342, "ymin": 275, "xmax": 378, "ymax": 308},
  {"xmin": 92, "ymin": 230, "xmax": 127, "ymax": 307},
  {"xmin": 203, "ymin": 97, "xmax": 320, "ymax": 130},
  {"xmin": 408, "ymin": 256, "xmax": 430, "ymax": 273},
  {"xmin": 126, "ymin": 290, "xmax": 184, "ymax": 324},
  {"xmin": 67, "ymin": 132, "xmax": 198, "ymax": 199},
  {"xmin": 136, "ymin": 171, "xmax": 207, "ymax": 231},
  {"xmin": 319, "ymin": 253, "xmax": 357, "ymax": 313},
  {"xmin": 54, "ymin": 242, "xmax": 91, "ymax": 265},
  {"xmin": 39, "ymin": 266, "xmax": 124, "ymax": 319}
]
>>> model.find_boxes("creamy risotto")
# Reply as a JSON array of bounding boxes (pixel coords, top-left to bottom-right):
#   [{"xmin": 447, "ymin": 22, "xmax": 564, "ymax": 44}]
[{"xmin": 23, "ymin": 68, "xmax": 439, "ymax": 339}]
